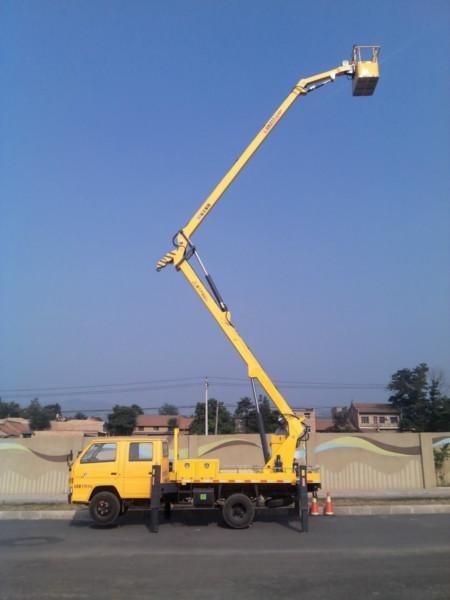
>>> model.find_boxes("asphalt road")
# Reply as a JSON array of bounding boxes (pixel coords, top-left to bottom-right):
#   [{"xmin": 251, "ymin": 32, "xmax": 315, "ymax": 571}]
[{"xmin": 0, "ymin": 511, "xmax": 449, "ymax": 600}]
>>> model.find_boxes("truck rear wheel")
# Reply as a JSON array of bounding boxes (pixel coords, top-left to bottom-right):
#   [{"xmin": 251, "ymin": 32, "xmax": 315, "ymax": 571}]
[
  {"xmin": 222, "ymin": 493, "xmax": 255, "ymax": 529},
  {"xmin": 89, "ymin": 491, "xmax": 121, "ymax": 526}
]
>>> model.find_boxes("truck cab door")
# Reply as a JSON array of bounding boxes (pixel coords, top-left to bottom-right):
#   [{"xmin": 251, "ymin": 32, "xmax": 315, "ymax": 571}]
[
  {"xmin": 122, "ymin": 441, "xmax": 154, "ymax": 499},
  {"xmin": 73, "ymin": 441, "xmax": 120, "ymax": 502}
]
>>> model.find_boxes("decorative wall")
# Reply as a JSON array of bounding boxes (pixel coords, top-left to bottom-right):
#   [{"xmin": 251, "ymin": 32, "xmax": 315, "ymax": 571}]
[{"xmin": 0, "ymin": 431, "xmax": 445, "ymax": 498}]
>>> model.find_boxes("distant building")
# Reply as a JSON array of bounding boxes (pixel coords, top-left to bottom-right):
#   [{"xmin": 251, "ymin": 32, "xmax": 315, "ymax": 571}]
[
  {"xmin": 349, "ymin": 402, "xmax": 400, "ymax": 432},
  {"xmin": 0, "ymin": 418, "xmax": 31, "ymax": 438},
  {"xmin": 294, "ymin": 408, "xmax": 316, "ymax": 433},
  {"xmin": 134, "ymin": 414, "xmax": 193, "ymax": 435},
  {"xmin": 315, "ymin": 417, "xmax": 335, "ymax": 432},
  {"xmin": 49, "ymin": 418, "xmax": 105, "ymax": 436}
]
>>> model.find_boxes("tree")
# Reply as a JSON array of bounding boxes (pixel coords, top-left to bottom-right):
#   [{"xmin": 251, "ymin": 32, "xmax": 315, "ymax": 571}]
[
  {"xmin": 189, "ymin": 399, "xmax": 235, "ymax": 434},
  {"xmin": 331, "ymin": 407, "xmax": 355, "ymax": 432},
  {"xmin": 428, "ymin": 377, "xmax": 450, "ymax": 431},
  {"xmin": 43, "ymin": 403, "xmax": 62, "ymax": 420},
  {"xmin": 388, "ymin": 364, "xmax": 450, "ymax": 432},
  {"xmin": 167, "ymin": 416, "xmax": 179, "ymax": 430},
  {"xmin": 106, "ymin": 404, "xmax": 143, "ymax": 435},
  {"xmin": 434, "ymin": 443, "xmax": 450, "ymax": 485},
  {"xmin": 73, "ymin": 412, "xmax": 88, "ymax": 420},
  {"xmin": 233, "ymin": 395, "xmax": 279, "ymax": 434},
  {"xmin": 258, "ymin": 396, "xmax": 280, "ymax": 433},
  {"xmin": 25, "ymin": 399, "xmax": 51, "ymax": 431},
  {"xmin": 0, "ymin": 399, "xmax": 23, "ymax": 419},
  {"xmin": 388, "ymin": 363, "xmax": 430, "ymax": 431},
  {"xmin": 234, "ymin": 397, "xmax": 257, "ymax": 432},
  {"xmin": 159, "ymin": 403, "xmax": 179, "ymax": 416}
]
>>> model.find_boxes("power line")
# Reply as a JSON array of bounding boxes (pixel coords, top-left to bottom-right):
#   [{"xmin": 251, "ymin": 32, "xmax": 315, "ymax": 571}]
[
  {"xmin": 0, "ymin": 377, "xmax": 203, "ymax": 394},
  {"xmin": 206, "ymin": 375, "xmax": 386, "ymax": 388},
  {"xmin": 1, "ymin": 382, "xmax": 203, "ymax": 400},
  {"xmin": 0, "ymin": 376, "xmax": 387, "ymax": 399}
]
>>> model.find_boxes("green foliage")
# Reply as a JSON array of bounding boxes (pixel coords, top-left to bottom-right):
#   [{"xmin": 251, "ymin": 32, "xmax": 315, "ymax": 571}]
[
  {"xmin": 73, "ymin": 412, "xmax": 88, "ymax": 420},
  {"xmin": 21, "ymin": 399, "xmax": 63, "ymax": 431},
  {"xmin": 43, "ymin": 403, "xmax": 62, "ymax": 420},
  {"xmin": 159, "ymin": 403, "xmax": 179, "ymax": 416},
  {"xmin": 234, "ymin": 395, "xmax": 279, "ymax": 434},
  {"xmin": 105, "ymin": 404, "xmax": 143, "ymax": 436},
  {"xmin": 433, "ymin": 443, "xmax": 450, "ymax": 485},
  {"xmin": 0, "ymin": 399, "xmax": 23, "ymax": 419},
  {"xmin": 388, "ymin": 364, "xmax": 450, "ymax": 432},
  {"xmin": 258, "ymin": 396, "xmax": 280, "ymax": 433},
  {"xmin": 167, "ymin": 416, "xmax": 179, "ymax": 430},
  {"xmin": 189, "ymin": 398, "xmax": 235, "ymax": 434},
  {"xmin": 234, "ymin": 397, "xmax": 256, "ymax": 432},
  {"xmin": 331, "ymin": 407, "xmax": 355, "ymax": 432},
  {"xmin": 433, "ymin": 443, "xmax": 450, "ymax": 471},
  {"xmin": 428, "ymin": 379, "xmax": 450, "ymax": 431},
  {"xmin": 25, "ymin": 399, "xmax": 51, "ymax": 431}
]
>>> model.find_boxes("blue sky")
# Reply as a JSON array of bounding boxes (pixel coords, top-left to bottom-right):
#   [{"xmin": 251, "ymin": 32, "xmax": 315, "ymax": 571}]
[{"xmin": 1, "ymin": 1, "xmax": 449, "ymax": 416}]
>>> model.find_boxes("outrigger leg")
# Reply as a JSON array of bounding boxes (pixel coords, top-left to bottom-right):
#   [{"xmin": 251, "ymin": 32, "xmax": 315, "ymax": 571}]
[
  {"xmin": 296, "ymin": 464, "xmax": 309, "ymax": 533},
  {"xmin": 150, "ymin": 465, "xmax": 161, "ymax": 533}
]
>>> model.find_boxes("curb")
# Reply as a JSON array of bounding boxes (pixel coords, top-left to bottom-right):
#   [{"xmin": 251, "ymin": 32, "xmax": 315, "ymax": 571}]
[
  {"xmin": 1, "ymin": 505, "xmax": 450, "ymax": 520},
  {"xmin": 334, "ymin": 504, "xmax": 450, "ymax": 516},
  {"xmin": 0, "ymin": 510, "xmax": 87, "ymax": 521}
]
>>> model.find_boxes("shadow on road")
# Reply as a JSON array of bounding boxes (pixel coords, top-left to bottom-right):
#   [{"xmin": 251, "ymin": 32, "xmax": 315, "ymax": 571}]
[{"xmin": 69, "ymin": 506, "xmax": 304, "ymax": 533}]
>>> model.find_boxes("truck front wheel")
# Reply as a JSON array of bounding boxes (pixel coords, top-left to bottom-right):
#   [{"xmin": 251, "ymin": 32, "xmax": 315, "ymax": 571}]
[
  {"xmin": 222, "ymin": 493, "xmax": 255, "ymax": 529},
  {"xmin": 89, "ymin": 491, "xmax": 121, "ymax": 526}
]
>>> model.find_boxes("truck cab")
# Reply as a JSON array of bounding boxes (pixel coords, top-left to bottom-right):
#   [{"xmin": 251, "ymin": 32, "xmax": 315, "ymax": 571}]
[{"xmin": 69, "ymin": 437, "xmax": 170, "ymax": 524}]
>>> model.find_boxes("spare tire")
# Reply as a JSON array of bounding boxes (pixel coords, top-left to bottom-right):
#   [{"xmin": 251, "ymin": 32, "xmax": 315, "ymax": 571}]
[{"xmin": 222, "ymin": 493, "xmax": 255, "ymax": 529}]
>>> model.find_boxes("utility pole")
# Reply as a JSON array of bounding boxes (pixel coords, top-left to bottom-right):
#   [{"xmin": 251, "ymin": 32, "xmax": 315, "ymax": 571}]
[{"xmin": 204, "ymin": 376, "xmax": 209, "ymax": 436}]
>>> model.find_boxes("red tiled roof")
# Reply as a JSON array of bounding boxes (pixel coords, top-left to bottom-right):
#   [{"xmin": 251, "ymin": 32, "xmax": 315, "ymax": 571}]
[
  {"xmin": 352, "ymin": 403, "xmax": 399, "ymax": 415},
  {"xmin": 0, "ymin": 418, "xmax": 31, "ymax": 436},
  {"xmin": 136, "ymin": 415, "xmax": 193, "ymax": 429}
]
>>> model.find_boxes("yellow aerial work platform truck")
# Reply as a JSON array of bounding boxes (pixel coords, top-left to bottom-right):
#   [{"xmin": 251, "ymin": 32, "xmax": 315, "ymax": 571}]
[{"xmin": 69, "ymin": 46, "xmax": 380, "ymax": 530}]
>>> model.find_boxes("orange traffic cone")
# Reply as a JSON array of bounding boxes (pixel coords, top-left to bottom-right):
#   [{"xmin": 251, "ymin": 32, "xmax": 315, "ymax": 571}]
[
  {"xmin": 309, "ymin": 495, "xmax": 320, "ymax": 516},
  {"xmin": 323, "ymin": 491, "xmax": 334, "ymax": 516}
]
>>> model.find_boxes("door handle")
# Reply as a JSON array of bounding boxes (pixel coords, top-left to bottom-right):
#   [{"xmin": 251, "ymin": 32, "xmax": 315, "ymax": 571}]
[{"xmin": 110, "ymin": 472, "xmax": 118, "ymax": 475}]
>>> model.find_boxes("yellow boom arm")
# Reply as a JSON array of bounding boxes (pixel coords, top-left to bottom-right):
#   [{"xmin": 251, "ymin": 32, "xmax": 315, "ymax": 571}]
[{"xmin": 157, "ymin": 47, "xmax": 379, "ymax": 472}]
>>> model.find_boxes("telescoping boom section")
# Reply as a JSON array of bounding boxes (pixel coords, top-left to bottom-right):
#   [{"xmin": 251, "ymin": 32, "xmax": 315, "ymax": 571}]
[{"xmin": 157, "ymin": 46, "xmax": 380, "ymax": 477}]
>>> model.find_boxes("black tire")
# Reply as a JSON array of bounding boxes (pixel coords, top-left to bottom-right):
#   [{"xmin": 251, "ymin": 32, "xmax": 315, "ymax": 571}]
[
  {"xmin": 222, "ymin": 493, "xmax": 255, "ymax": 529},
  {"xmin": 89, "ymin": 491, "xmax": 121, "ymax": 526}
]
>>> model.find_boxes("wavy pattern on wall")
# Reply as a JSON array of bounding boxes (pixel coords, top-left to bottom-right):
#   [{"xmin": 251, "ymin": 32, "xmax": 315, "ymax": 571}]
[
  {"xmin": 432, "ymin": 437, "xmax": 450, "ymax": 447},
  {"xmin": 320, "ymin": 460, "xmax": 423, "ymax": 491},
  {"xmin": 197, "ymin": 438, "xmax": 261, "ymax": 457},
  {"xmin": 314, "ymin": 436, "xmax": 420, "ymax": 457},
  {"xmin": 0, "ymin": 442, "xmax": 68, "ymax": 463}
]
